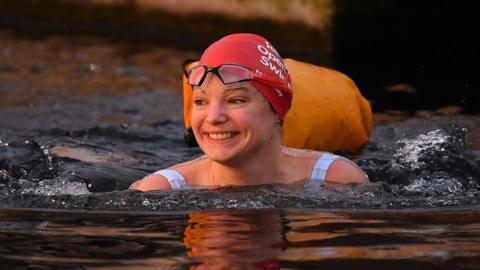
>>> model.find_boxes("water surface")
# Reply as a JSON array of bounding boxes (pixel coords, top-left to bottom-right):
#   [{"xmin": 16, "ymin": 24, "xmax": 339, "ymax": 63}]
[
  {"xmin": 1, "ymin": 207, "xmax": 479, "ymax": 270},
  {"xmin": 1, "ymin": 31, "xmax": 480, "ymax": 269}
]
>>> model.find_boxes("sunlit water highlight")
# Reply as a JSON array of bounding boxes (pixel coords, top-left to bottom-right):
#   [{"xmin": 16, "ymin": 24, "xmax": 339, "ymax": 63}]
[
  {"xmin": 1, "ymin": 32, "xmax": 480, "ymax": 269},
  {"xmin": 0, "ymin": 207, "xmax": 479, "ymax": 269}
]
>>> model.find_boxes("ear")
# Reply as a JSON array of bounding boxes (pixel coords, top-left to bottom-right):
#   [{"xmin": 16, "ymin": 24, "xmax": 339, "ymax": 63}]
[
  {"xmin": 265, "ymin": 101, "xmax": 281, "ymax": 124},
  {"xmin": 274, "ymin": 114, "xmax": 282, "ymax": 125}
]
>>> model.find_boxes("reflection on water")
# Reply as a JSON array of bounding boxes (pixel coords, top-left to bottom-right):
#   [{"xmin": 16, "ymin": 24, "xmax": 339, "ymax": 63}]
[
  {"xmin": 185, "ymin": 210, "xmax": 285, "ymax": 269},
  {"xmin": 0, "ymin": 208, "xmax": 479, "ymax": 269},
  {"xmin": 0, "ymin": 22, "xmax": 480, "ymax": 270},
  {"xmin": 1, "ymin": 7, "xmax": 480, "ymax": 269}
]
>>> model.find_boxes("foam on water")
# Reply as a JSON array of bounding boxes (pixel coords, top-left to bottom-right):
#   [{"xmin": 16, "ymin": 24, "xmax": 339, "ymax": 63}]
[
  {"xmin": 15, "ymin": 178, "xmax": 90, "ymax": 196},
  {"xmin": 404, "ymin": 176, "xmax": 463, "ymax": 195},
  {"xmin": 394, "ymin": 129, "xmax": 450, "ymax": 169},
  {"xmin": 1, "ymin": 118, "xmax": 480, "ymax": 211}
]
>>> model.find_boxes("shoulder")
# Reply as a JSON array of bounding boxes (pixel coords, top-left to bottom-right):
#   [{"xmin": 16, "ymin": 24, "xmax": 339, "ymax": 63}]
[
  {"xmin": 129, "ymin": 173, "xmax": 172, "ymax": 191},
  {"xmin": 170, "ymin": 155, "xmax": 209, "ymax": 186},
  {"xmin": 129, "ymin": 155, "xmax": 209, "ymax": 191},
  {"xmin": 281, "ymin": 146, "xmax": 325, "ymax": 181},
  {"xmin": 281, "ymin": 146, "xmax": 323, "ymax": 160},
  {"xmin": 325, "ymin": 158, "xmax": 369, "ymax": 184},
  {"xmin": 281, "ymin": 148, "xmax": 368, "ymax": 184}
]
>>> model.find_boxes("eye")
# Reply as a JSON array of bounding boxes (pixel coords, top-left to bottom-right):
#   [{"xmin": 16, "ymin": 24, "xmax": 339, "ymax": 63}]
[
  {"xmin": 193, "ymin": 98, "xmax": 207, "ymax": 106},
  {"xmin": 227, "ymin": 97, "xmax": 247, "ymax": 104}
]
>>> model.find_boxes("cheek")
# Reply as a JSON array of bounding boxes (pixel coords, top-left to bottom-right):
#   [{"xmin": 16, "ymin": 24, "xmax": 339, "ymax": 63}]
[
  {"xmin": 232, "ymin": 114, "xmax": 252, "ymax": 128},
  {"xmin": 190, "ymin": 110, "xmax": 204, "ymax": 134},
  {"xmin": 252, "ymin": 101, "xmax": 278, "ymax": 124},
  {"xmin": 249, "ymin": 94, "xmax": 279, "ymax": 123},
  {"xmin": 240, "ymin": 107, "xmax": 276, "ymax": 130}
]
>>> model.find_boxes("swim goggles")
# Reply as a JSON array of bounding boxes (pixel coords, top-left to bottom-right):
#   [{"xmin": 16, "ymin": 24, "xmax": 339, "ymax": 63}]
[{"xmin": 187, "ymin": 64, "xmax": 291, "ymax": 89}]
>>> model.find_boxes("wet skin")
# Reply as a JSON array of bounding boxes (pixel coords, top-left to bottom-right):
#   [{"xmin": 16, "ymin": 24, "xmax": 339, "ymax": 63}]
[
  {"xmin": 130, "ymin": 75, "xmax": 368, "ymax": 191},
  {"xmin": 190, "ymin": 74, "xmax": 281, "ymax": 166}
]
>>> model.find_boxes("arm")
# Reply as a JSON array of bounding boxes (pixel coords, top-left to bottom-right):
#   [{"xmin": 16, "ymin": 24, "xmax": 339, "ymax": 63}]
[
  {"xmin": 325, "ymin": 159, "xmax": 369, "ymax": 184},
  {"xmin": 129, "ymin": 174, "xmax": 172, "ymax": 191}
]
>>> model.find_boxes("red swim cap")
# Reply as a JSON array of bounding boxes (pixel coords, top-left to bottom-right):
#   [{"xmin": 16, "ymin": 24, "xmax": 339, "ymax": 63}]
[{"xmin": 199, "ymin": 33, "xmax": 292, "ymax": 119}]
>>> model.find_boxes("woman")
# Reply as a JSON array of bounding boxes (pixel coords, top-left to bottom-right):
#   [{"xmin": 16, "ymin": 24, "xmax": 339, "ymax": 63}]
[{"xmin": 130, "ymin": 33, "xmax": 368, "ymax": 191}]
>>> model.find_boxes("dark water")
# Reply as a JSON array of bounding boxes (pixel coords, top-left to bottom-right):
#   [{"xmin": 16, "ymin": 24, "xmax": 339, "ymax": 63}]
[
  {"xmin": 1, "ymin": 110, "xmax": 480, "ymax": 211},
  {"xmin": 2, "ymin": 0, "xmax": 479, "ymax": 112},
  {"xmin": 333, "ymin": 1, "xmax": 480, "ymax": 112},
  {"xmin": 1, "ymin": 76, "xmax": 480, "ymax": 269},
  {"xmin": 1, "ymin": 207, "xmax": 479, "ymax": 270},
  {"xmin": 1, "ymin": 32, "xmax": 480, "ymax": 268}
]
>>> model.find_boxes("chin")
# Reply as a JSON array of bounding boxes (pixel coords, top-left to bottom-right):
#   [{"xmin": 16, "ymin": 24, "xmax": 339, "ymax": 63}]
[
  {"xmin": 202, "ymin": 147, "xmax": 242, "ymax": 164},
  {"xmin": 197, "ymin": 134, "xmax": 244, "ymax": 162}
]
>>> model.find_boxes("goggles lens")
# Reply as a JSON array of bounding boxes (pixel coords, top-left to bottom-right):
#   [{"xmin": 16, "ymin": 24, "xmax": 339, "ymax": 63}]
[
  {"xmin": 188, "ymin": 66, "xmax": 208, "ymax": 86},
  {"xmin": 188, "ymin": 64, "xmax": 253, "ymax": 87}
]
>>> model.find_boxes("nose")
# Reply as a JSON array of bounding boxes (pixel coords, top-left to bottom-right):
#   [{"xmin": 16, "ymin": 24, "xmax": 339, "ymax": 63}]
[{"xmin": 205, "ymin": 100, "xmax": 228, "ymax": 125}]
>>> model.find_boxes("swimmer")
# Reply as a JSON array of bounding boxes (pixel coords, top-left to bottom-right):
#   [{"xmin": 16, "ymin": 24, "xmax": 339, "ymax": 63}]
[{"xmin": 130, "ymin": 33, "xmax": 368, "ymax": 191}]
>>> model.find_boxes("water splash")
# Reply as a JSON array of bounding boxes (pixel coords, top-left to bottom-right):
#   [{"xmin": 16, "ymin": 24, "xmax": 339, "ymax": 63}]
[
  {"xmin": 0, "ymin": 140, "xmax": 58, "ymax": 183},
  {"xmin": 359, "ymin": 126, "xmax": 479, "ymax": 186},
  {"xmin": 403, "ymin": 176, "xmax": 463, "ymax": 195},
  {"xmin": 394, "ymin": 129, "xmax": 450, "ymax": 169},
  {"xmin": 1, "ymin": 122, "xmax": 480, "ymax": 211},
  {"xmin": 16, "ymin": 178, "xmax": 90, "ymax": 196},
  {"xmin": 39, "ymin": 144, "xmax": 55, "ymax": 172}
]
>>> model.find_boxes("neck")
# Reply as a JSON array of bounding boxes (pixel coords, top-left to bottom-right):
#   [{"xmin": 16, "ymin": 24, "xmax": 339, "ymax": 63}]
[{"xmin": 208, "ymin": 139, "xmax": 285, "ymax": 186}]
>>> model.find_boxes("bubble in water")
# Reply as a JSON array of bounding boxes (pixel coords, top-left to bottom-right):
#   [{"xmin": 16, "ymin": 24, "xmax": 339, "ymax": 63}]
[
  {"xmin": 0, "ymin": 138, "xmax": 8, "ymax": 147},
  {"xmin": 40, "ymin": 144, "xmax": 55, "ymax": 171},
  {"xmin": 141, "ymin": 198, "xmax": 161, "ymax": 210}
]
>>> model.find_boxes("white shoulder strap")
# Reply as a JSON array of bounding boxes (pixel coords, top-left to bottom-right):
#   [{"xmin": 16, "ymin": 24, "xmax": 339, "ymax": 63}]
[
  {"xmin": 152, "ymin": 169, "xmax": 188, "ymax": 190},
  {"xmin": 310, "ymin": 153, "xmax": 340, "ymax": 181}
]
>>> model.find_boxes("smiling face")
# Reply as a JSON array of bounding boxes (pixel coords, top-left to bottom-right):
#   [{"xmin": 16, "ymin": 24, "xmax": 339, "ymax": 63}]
[{"xmin": 191, "ymin": 74, "xmax": 281, "ymax": 165}]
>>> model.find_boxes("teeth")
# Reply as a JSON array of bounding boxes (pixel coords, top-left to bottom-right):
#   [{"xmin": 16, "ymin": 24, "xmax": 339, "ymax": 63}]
[{"xmin": 208, "ymin": 132, "xmax": 234, "ymax": 140}]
